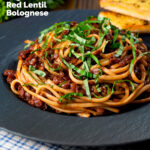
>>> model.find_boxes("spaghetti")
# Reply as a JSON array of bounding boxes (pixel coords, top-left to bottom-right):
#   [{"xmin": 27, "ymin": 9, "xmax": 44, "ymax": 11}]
[{"xmin": 3, "ymin": 16, "xmax": 150, "ymax": 117}]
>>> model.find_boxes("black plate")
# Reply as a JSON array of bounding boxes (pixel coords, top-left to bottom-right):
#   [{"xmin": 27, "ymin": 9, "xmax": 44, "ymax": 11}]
[{"xmin": 0, "ymin": 10, "xmax": 150, "ymax": 147}]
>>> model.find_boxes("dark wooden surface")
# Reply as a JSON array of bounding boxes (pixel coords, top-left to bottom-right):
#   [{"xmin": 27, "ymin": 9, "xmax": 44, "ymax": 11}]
[
  {"xmin": 74, "ymin": 0, "xmax": 100, "ymax": 9},
  {"xmin": 56, "ymin": 0, "xmax": 100, "ymax": 10}
]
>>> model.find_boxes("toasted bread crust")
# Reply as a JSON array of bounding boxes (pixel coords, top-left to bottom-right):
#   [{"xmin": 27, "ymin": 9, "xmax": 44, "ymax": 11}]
[
  {"xmin": 100, "ymin": 0, "xmax": 150, "ymax": 21},
  {"xmin": 99, "ymin": 11, "xmax": 150, "ymax": 33}
]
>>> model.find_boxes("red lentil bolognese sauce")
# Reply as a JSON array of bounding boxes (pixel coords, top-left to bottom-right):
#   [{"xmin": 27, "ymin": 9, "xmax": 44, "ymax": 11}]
[{"xmin": 4, "ymin": 16, "xmax": 150, "ymax": 117}]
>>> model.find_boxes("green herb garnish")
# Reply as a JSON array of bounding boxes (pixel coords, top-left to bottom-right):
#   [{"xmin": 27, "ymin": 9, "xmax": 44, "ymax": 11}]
[
  {"xmin": 102, "ymin": 41, "xmax": 109, "ymax": 53},
  {"xmin": 112, "ymin": 80, "xmax": 135, "ymax": 94},
  {"xmin": 59, "ymin": 93, "xmax": 83, "ymax": 103},
  {"xmin": 24, "ymin": 41, "xmax": 34, "ymax": 49},
  {"xmin": 42, "ymin": 37, "xmax": 49, "ymax": 49},
  {"xmin": 114, "ymin": 43, "xmax": 124, "ymax": 57},
  {"xmin": 30, "ymin": 48, "xmax": 41, "ymax": 54},
  {"xmin": 129, "ymin": 38, "xmax": 136, "ymax": 74},
  {"xmin": 29, "ymin": 65, "xmax": 46, "ymax": 77},
  {"xmin": 38, "ymin": 21, "xmax": 70, "ymax": 43},
  {"xmin": 23, "ymin": 82, "xmax": 45, "ymax": 87},
  {"xmin": 84, "ymin": 79, "xmax": 91, "ymax": 99},
  {"xmin": 58, "ymin": 81, "xmax": 67, "ymax": 87},
  {"xmin": 113, "ymin": 29, "xmax": 119, "ymax": 43},
  {"xmin": 60, "ymin": 55, "xmax": 96, "ymax": 78},
  {"xmin": 27, "ymin": 71, "xmax": 42, "ymax": 83}
]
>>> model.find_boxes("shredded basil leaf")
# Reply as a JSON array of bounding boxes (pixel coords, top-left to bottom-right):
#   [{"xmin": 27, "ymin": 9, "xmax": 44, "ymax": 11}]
[
  {"xmin": 83, "ymin": 61, "xmax": 90, "ymax": 72},
  {"xmin": 86, "ymin": 36, "xmax": 96, "ymax": 45},
  {"xmin": 38, "ymin": 22, "xmax": 70, "ymax": 43},
  {"xmin": 44, "ymin": 60, "xmax": 61, "ymax": 72},
  {"xmin": 59, "ymin": 93, "xmax": 83, "ymax": 103},
  {"xmin": 122, "ymin": 35, "xmax": 126, "ymax": 42},
  {"xmin": 139, "ymin": 52, "xmax": 150, "ymax": 57},
  {"xmin": 67, "ymin": 32, "xmax": 86, "ymax": 45},
  {"xmin": 126, "ymin": 31, "xmax": 140, "ymax": 44},
  {"xmin": 29, "ymin": 65, "xmax": 46, "ymax": 77},
  {"xmin": 111, "ymin": 42, "xmax": 120, "ymax": 49},
  {"xmin": 102, "ymin": 41, "xmax": 109, "ymax": 53},
  {"xmin": 96, "ymin": 32, "xmax": 105, "ymax": 49},
  {"xmin": 50, "ymin": 41, "xmax": 53, "ymax": 48},
  {"xmin": 112, "ymin": 80, "xmax": 135, "ymax": 94},
  {"xmin": 71, "ymin": 48, "xmax": 81, "ymax": 58},
  {"xmin": 94, "ymin": 24, "xmax": 110, "ymax": 51},
  {"xmin": 55, "ymin": 25, "xmax": 70, "ymax": 35},
  {"xmin": 87, "ymin": 57, "xmax": 91, "ymax": 68},
  {"xmin": 42, "ymin": 37, "xmax": 49, "ymax": 49},
  {"xmin": 79, "ymin": 23, "xmax": 92, "ymax": 30},
  {"xmin": 79, "ymin": 45, "xmax": 85, "ymax": 61},
  {"xmin": 53, "ymin": 36, "xmax": 61, "ymax": 42},
  {"xmin": 30, "ymin": 48, "xmax": 41, "ymax": 54},
  {"xmin": 23, "ymin": 83, "xmax": 45, "ymax": 87},
  {"xmin": 38, "ymin": 34, "xmax": 45, "ymax": 43},
  {"xmin": 114, "ymin": 43, "xmax": 124, "ymax": 57},
  {"xmin": 96, "ymin": 84, "xmax": 101, "ymax": 93},
  {"xmin": 85, "ymin": 52, "xmax": 100, "ymax": 66},
  {"xmin": 69, "ymin": 47, "xmax": 72, "ymax": 57},
  {"xmin": 27, "ymin": 71, "xmax": 42, "ymax": 83},
  {"xmin": 126, "ymin": 31, "xmax": 131, "ymax": 39},
  {"xmin": 93, "ymin": 84, "xmax": 110, "ymax": 97},
  {"xmin": 113, "ymin": 29, "xmax": 119, "ymax": 43},
  {"xmin": 58, "ymin": 81, "xmax": 67, "ymax": 87},
  {"xmin": 129, "ymin": 38, "xmax": 136, "ymax": 74},
  {"xmin": 61, "ymin": 56, "xmax": 96, "ymax": 78},
  {"xmin": 84, "ymin": 79, "xmax": 91, "ymax": 99},
  {"xmin": 95, "ymin": 74, "xmax": 99, "ymax": 84},
  {"xmin": 24, "ymin": 41, "xmax": 34, "ymax": 49}
]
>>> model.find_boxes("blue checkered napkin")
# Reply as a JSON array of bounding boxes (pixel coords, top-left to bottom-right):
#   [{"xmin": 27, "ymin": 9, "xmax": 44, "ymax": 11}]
[{"xmin": 0, "ymin": 129, "xmax": 89, "ymax": 150}]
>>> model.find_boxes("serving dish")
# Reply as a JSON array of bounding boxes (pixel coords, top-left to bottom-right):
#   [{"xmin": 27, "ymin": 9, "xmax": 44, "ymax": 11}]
[{"xmin": 0, "ymin": 10, "xmax": 150, "ymax": 146}]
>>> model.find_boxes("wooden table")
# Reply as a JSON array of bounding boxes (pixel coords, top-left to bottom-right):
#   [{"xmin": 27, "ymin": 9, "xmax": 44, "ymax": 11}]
[{"xmin": 55, "ymin": 0, "xmax": 100, "ymax": 10}]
